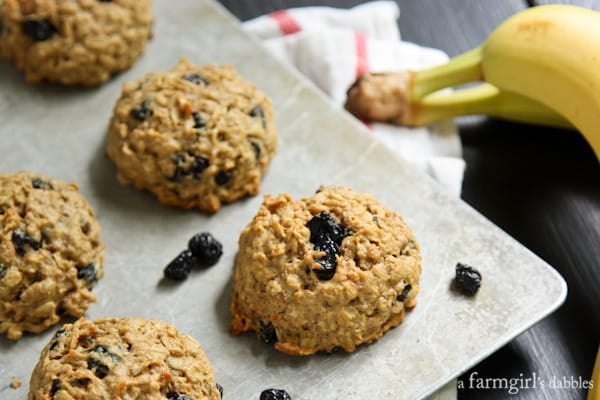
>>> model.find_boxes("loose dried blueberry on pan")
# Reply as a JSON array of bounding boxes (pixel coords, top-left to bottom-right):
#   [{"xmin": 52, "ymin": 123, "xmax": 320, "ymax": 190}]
[
  {"xmin": 77, "ymin": 264, "xmax": 97, "ymax": 285},
  {"xmin": 260, "ymin": 388, "xmax": 292, "ymax": 400},
  {"xmin": 167, "ymin": 392, "xmax": 193, "ymax": 400},
  {"xmin": 396, "ymin": 284, "xmax": 412, "ymax": 302},
  {"xmin": 31, "ymin": 177, "xmax": 53, "ymax": 190},
  {"xmin": 131, "ymin": 101, "xmax": 153, "ymax": 121},
  {"xmin": 188, "ymin": 232, "xmax": 222, "ymax": 267},
  {"xmin": 164, "ymin": 250, "xmax": 195, "ymax": 280},
  {"xmin": 12, "ymin": 230, "xmax": 41, "ymax": 255},
  {"xmin": 452, "ymin": 262, "xmax": 481, "ymax": 296},
  {"xmin": 258, "ymin": 321, "xmax": 278, "ymax": 345},
  {"xmin": 182, "ymin": 73, "xmax": 208, "ymax": 85},
  {"xmin": 23, "ymin": 19, "xmax": 56, "ymax": 41},
  {"xmin": 192, "ymin": 112, "xmax": 206, "ymax": 129},
  {"xmin": 215, "ymin": 170, "xmax": 233, "ymax": 186}
]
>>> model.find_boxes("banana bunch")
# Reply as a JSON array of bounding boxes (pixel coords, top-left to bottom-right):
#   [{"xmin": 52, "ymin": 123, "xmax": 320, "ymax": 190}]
[{"xmin": 345, "ymin": 4, "xmax": 600, "ymax": 161}]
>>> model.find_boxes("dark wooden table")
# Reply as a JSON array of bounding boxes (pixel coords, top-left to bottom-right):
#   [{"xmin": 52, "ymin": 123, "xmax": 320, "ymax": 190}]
[{"xmin": 219, "ymin": 1, "xmax": 599, "ymax": 399}]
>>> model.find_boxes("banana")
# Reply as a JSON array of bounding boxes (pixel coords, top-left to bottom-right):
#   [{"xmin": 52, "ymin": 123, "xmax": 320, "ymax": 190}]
[
  {"xmin": 346, "ymin": 5, "xmax": 600, "ymax": 161},
  {"xmin": 590, "ymin": 345, "xmax": 600, "ymax": 400}
]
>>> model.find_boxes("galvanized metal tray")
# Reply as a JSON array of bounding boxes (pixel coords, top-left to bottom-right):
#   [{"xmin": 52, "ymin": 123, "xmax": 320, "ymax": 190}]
[{"xmin": 0, "ymin": 1, "xmax": 566, "ymax": 399}]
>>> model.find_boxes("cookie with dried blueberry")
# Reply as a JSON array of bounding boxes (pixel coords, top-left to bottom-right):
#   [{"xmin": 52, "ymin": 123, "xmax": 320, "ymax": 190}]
[
  {"xmin": 0, "ymin": 172, "xmax": 104, "ymax": 340},
  {"xmin": 106, "ymin": 59, "xmax": 278, "ymax": 213},
  {"xmin": 0, "ymin": 0, "xmax": 153, "ymax": 86},
  {"xmin": 28, "ymin": 317, "xmax": 222, "ymax": 400},
  {"xmin": 230, "ymin": 185, "xmax": 422, "ymax": 355}
]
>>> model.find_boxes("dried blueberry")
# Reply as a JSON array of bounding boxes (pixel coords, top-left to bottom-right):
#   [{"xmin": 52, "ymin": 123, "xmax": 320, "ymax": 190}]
[
  {"xmin": 216, "ymin": 383, "xmax": 223, "ymax": 398},
  {"xmin": 258, "ymin": 321, "xmax": 278, "ymax": 345},
  {"xmin": 98, "ymin": 0, "xmax": 112, "ymax": 2},
  {"xmin": 306, "ymin": 212, "xmax": 350, "ymax": 280},
  {"xmin": 131, "ymin": 101, "xmax": 153, "ymax": 121},
  {"xmin": 170, "ymin": 154, "xmax": 186, "ymax": 182},
  {"xmin": 167, "ymin": 392, "xmax": 193, "ymax": 400},
  {"xmin": 396, "ymin": 284, "xmax": 412, "ymax": 302},
  {"xmin": 188, "ymin": 232, "xmax": 222, "ymax": 267},
  {"xmin": 87, "ymin": 358, "xmax": 109, "ymax": 379},
  {"xmin": 49, "ymin": 328, "xmax": 68, "ymax": 351},
  {"xmin": 182, "ymin": 73, "xmax": 208, "ymax": 85},
  {"xmin": 249, "ymin": 140, "xmax": 262, "ymax": 160},
  {"xmin": 164, "ymin": 250, "xmax": 195, "ymax": 281},
  {"xmin": 453, "ymin": 263, "xmax": 482, "ymax": 296},
  {"xmin": 23, "ymin": 19, "xmax": 56, "ymax": 41},
  {"xmin": 192, "ymin": 112, "xmax": 206, "ymax": 129},
  {"xmin": 249, "ymin": 105, "xmax": 267, "ymax": 129},
  {"xmin": 190, "ymin": 155, "xmax": 209, "ymax": 179},
  {"xmin": 0, "ymin": 263, "xmax": 7, "ymax": 280},
  {"xmin": 260, "ymin": 388, "xmax": 291, "ymax": 400},
  {"xmin": 50, "ymin": 379, "xmax": 62, "ymax": 396},
  {"xmin": 31, "ymin": 177, "xmax": 53, "ymax": 190},
  {"xmin": 12, "ymin": 230, "xmax": 41, "ymax": 255},
  {"xmin": 77, "ymin": 264, "xmax": 97, "ymax": 285},
  {"xmin": 215, "ymin": 170, "xmax": 233, "ymax": 186}
]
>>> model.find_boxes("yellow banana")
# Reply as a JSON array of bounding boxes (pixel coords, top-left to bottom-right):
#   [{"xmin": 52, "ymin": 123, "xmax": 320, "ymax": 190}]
[{"xmin": 590, "ymin": 345, "xmax": 600, "ymax": 400}]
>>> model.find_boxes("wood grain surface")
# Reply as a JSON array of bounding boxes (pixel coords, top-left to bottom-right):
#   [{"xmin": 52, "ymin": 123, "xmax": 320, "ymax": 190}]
[{"xmin": 217, "ymin": 1, "xmax": 600, "ymax": 399}]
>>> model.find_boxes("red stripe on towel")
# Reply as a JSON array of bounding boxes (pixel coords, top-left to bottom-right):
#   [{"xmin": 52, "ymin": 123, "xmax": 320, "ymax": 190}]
[{"xmin": 269, "ymin": 10, "xmax": 301, "ymax": 35}]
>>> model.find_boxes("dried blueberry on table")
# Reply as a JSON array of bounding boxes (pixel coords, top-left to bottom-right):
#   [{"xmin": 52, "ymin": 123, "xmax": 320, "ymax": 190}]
[
  {"xmin": 188, "ymin": 232, "xmax": 222, "ymax": 267},
  {"xmin": 164, "ymin": 250, "xmax": 195, "ymax": 280},
  {"xmin": 12, "ymin": 229, "xmax": 41, "ymax": 255},
  {"xmin": 31, "ymin": 177, "xmax": 53, "ymax": 190},
  {"xmin": 182, "ymin": 73, "xmax": 208, "ymax": 85},
  {"xmin": 87, "ymin": 358, "xmax": 109, "ymax": 379},
  {"xmin": 50, "ymin": 379, "xmax": 62, "ymax": 396},
  {"xmin": 260, "ymin": 388, "xmax": 291, "ymax": 400},
  {"xmin": 249, "ymin": 105, "xmax": 267, "ymax": 129},
  {"xmin": 396, "ymin": 284, "xmax": 412, "ymax": 302},
  {"xmin": 215, "ymin": 170, "xmax": 233, "ymax": 186},
  {"xmin": 77, "ymin": 263, "xmax": 98, "ymax": 285},
  {"xmin": 167, "ymin": 392, "xmax": 193, "ymax": 400},
  {"xmin": 23, "ymin": 19, "xmax": 56, "ymax": 41},
  {"xmin": 216, "ymin": 383, "xmax": 224, "ymax": 398},
  {"xmin": 131, "ymin": 101, "xmax": 153, "ymax": 121},
  {"xmin": 192, "ymin": 112, "xmax": 206, "ymax": 129},
  {"xmin": 258, "ymin": 321, "xmax": 278, "ymax": 345},
  {"xmin": 453, "ymin": 262, "xmax": 482, "ymax": 296}
]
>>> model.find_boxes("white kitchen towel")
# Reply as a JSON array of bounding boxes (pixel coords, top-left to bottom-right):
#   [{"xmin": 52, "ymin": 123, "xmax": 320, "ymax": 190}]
[{"xmin": 243, "ymin": 1, "xmax": 465, "ymax": 198}]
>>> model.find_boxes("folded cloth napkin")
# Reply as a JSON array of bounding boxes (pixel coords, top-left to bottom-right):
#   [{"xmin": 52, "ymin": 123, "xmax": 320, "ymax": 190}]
[
  {"xmin": 244, "ymin": 3, "xmax": 461, "ymax": 399},
  {"xmin": 243, "ymin": 1, "xmax": 465, "ymax": 199}
]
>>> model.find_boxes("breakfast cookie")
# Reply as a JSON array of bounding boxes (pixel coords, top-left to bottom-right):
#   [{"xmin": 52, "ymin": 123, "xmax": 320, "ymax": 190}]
[
  {"xmin": 230, "ymin": 185, "xmax": 422, "ymax": 355},
  {"xmin": 0, "ymin": 0, "xmax": 153, "ymax": 86},
  {"xmin": 28, "ymin": 317, "xmax": 222, "ymax": 400},
  {"xmin": 106, "ymin": 59, "xmax": 278, "ymax": 213},
  {"xmin": 0, "ymin": 172, "xmax": 104, "ymax": 341}
]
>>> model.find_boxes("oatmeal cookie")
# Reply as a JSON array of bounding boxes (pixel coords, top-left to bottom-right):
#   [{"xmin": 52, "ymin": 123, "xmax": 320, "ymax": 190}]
[
  {"xmin": 230, "ymin": 185, "xmax": 422, "ymax": 355},
  {"xmin": 106, "ymin": 59, "xmax": 278, "ymax": 213},
  {"xmin": 0, "ymin": 0, "xmax": 153, "ymax": 86},
  {"xmin": 28, "ymin": 317, "xmax": 222, "ymax": 400},
  {"xmin": 0, "ymin": 172, "xmax": 104, "ymax": 340}
]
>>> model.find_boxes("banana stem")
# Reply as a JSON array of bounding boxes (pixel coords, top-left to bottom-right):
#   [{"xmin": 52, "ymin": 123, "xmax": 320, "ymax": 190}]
[
  {"xmin": 408, "ymin": 83, "xmax": 572, "ymax": 128},
  {"xmin": 411, "ymin": 47, "xmax": 484, "ymax": 100}
]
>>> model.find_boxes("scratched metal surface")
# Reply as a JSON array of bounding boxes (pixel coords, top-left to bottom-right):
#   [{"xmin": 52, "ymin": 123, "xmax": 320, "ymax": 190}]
[{"xmin": 0, "ymin": 1, "xmax": 567, "ymax": 399}]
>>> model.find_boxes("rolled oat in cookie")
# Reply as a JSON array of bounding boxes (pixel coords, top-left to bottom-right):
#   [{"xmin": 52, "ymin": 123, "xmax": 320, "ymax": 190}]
[
  {"xmin": 28, "ymin": 317, "xmax": 222, "ymax": 400},
  {"xmin": 0, "ymin": 172, "xmax": 104, "ymax": 340},
  {"xmin": 0, "ymin": 0, "xmax": 153, "ymax": 86},
  {"xmin": 106, "ymin": 59, "xmax": 278, "ymax": 213},
  {"xmin": 230, "ymin": 185, "xmax": 422, "ymax": 355}
]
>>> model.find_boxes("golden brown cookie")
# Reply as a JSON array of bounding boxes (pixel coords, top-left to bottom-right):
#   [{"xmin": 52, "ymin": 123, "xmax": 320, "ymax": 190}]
[
  {"xmin": 0, "ymin": 172, "xmax": 104, "ymax": 340},
  {"xmin": 106, "ymin": 59, "xmax": 278, "ymax": 213},
  {"xmin": 0, "ymin": 0, "xmax": 153, "ymax": 86},
  {"xmin": 28, "ymin": 317, "xmax": 222, "ymax": 400},
  {"xmin": 230, "ymin": 185, "xmax": 422, "ymax": 355}
]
